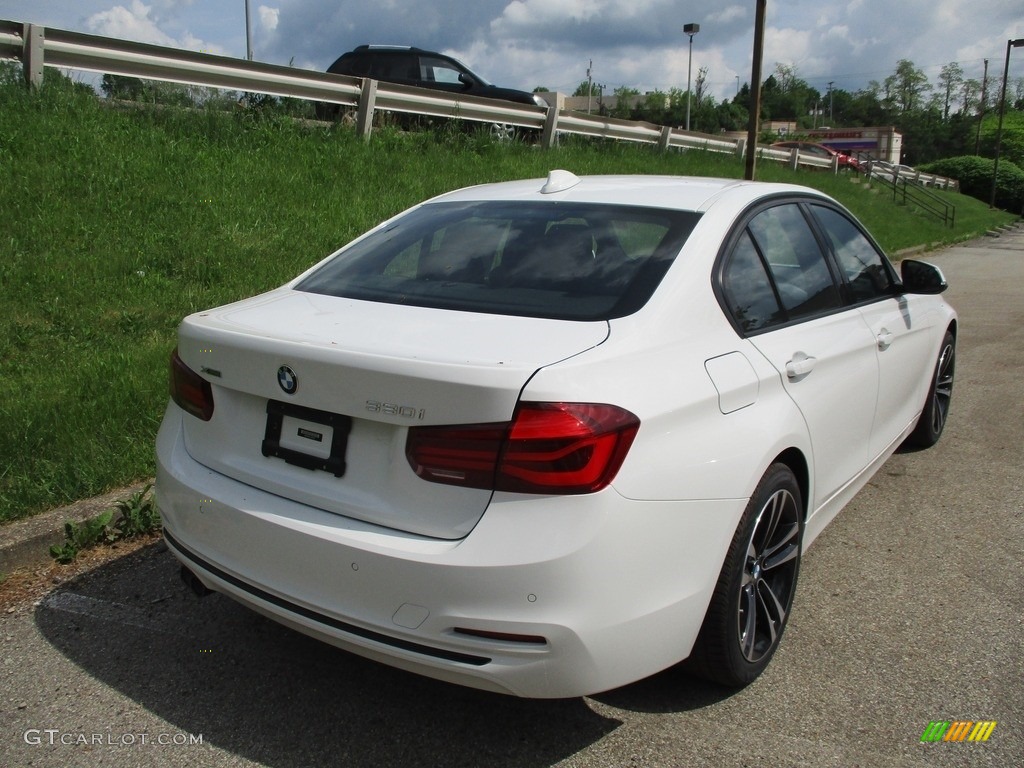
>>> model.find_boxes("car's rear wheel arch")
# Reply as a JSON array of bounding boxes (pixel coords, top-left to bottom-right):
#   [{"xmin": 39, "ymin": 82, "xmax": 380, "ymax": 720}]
[{"xmin": 774, "ymin": 447, "xmax": 809, "ymax": 521}]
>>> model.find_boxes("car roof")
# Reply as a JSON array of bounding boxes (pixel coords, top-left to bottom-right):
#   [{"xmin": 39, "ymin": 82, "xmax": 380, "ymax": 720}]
[
  {"xmin": 425, "ymin": 173, "xmax": 827, "ymax": 214},
  {"xmin": 351, "ymin": 45, "xmax": 431, "ymax": 53}
]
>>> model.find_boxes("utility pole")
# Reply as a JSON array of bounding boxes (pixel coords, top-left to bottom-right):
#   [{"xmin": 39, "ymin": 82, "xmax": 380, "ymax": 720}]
[
  {"xmin": 244, "ymin": 0, "xmax": 253, "ymax": 60},
  {"xmin": 587, "ymin": 60, "xmax": 593, "ymax": 114},
  {"xmin": 990, "ymin": 39, "xmax": 1024, "ymax": 207},
  {"xmin": 744, "ymin": 1, "xmax": 767, "ymax": 180},
  {"xmin": 975, "ymin": 59, "xmax": 988, "ymax": 155},
  {"xmin": 828, "ymin": 81, "xmax": 834, "ymax": 123}
]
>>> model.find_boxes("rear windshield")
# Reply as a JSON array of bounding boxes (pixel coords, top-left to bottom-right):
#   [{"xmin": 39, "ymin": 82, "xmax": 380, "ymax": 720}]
[{"xmin": 296, "ymin": 201, "xmax": 700, "ymax": 320}]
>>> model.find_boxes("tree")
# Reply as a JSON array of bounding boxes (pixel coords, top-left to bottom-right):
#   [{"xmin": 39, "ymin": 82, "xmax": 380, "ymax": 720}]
[
  {"xmin": 638, "ymin": 89, "xmax": 670, "ymax": 124},
  {"xmin": 937, "ymin": 62, "xmax": 964, "ymax": 120},
  {"xmin": 885, "ymin": 59, "xmax": 931, "ymax": 114},
  {"xmin": 759, "ymin": 63, "xmax": 820, "ymax": 122},
  {"xmin": 572, "ymin": 80, "xmax": 593, "ymax": 97},
  {"xmin": 693, "ymin": 66, "xmax": 709, "ymax": 109},
  {"xmin": 961, "ymin": 78, "xmax": 982, "ymax": 115},
  {"xmin": 610, "ymin": 85, "xmax": 640, "ymax": 118}
]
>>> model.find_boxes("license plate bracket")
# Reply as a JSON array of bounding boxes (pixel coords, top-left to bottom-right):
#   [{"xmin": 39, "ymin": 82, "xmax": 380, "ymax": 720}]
[{"xmin": 261, "ymin": 400, "xmax": 352, "ymax": 477}]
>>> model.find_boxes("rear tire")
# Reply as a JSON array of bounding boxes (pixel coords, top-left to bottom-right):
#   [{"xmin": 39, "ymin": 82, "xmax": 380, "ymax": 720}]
[
  {"xmin": 905, "ymin": 329, "xmax": 955, "ymax": 449},
  {"xmin": 689, "ymin": 463, "xmax": 803, "ymax": 687},
  {"xmin": 489, "ymin": 122, "xmax": 516, "ymax": 142}
]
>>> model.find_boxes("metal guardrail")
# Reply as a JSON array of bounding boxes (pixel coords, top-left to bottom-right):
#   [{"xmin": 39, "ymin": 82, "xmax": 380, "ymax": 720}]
[
  {"xmin": 863, "ymin": 160, "xmax": 958, "ymax": 191},
  {"xmin": 1, "ymin": 19, "xmax": 960, "ymax": 193},
  {"xmin": 863, "ymin": 165, "xmax": 957, "ymax": 227}
]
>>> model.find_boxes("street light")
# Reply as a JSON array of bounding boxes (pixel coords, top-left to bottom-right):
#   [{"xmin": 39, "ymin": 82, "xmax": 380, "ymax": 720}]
[
  {"xmin": 990, "ymin": 37, "xmax": 1024, "ymax": 208},
  {"xmin": 684, "ymin": 23, "xmax": 700, "ymax": 131}
]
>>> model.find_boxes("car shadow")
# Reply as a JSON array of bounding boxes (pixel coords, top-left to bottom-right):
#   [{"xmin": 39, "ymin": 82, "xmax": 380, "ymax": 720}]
[
  {"xmin": 588, "ymin": 667, "xmax": 737, "ymax": 714},
  {"xmin": 34, "ymin": 541, "xmax": 621, "ymax": 767}
]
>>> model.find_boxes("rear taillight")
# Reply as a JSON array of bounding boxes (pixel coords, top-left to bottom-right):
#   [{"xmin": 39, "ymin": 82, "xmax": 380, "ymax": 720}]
[
  {"xmin": 169, "ymin": 348, "xmax": 214, "ymax": 421},
  {"xmin": 406, "ymin": 403, "xmax": 639, "ymax": 495}
]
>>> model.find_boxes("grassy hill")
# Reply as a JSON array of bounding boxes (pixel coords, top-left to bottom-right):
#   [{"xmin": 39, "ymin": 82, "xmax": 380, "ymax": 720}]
[{"xmin": 0, "ymin": 76, "xmax": 1016, "ymax": 524}]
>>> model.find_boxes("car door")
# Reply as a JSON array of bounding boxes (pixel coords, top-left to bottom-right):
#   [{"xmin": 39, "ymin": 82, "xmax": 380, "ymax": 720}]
[
  {"xmin": 718, "ymin": 201, "xmax": 879, "ymax": 517},
  {"xmin": 807, "ymin": 204, "xmax": 939, "ymax": 457}
]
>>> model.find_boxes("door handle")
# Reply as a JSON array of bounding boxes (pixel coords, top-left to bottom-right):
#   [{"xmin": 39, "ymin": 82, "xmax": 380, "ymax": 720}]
[
  {"xmin": 785, "ymin": 352, "xmax": 816, "ymax": 379},
  {"xmin": 876, "ymin": 329, "xmax": 894, "ymax": 350}
]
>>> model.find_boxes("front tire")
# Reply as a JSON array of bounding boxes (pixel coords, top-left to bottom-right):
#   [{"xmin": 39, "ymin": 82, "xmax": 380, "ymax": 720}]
[
  {"xmin": 690, "ymin": 463, "xmax": 803, "ymax": 687},
  {"xmin": 905, "ymin": 329, "xmax": 955, "ymax": 449}
]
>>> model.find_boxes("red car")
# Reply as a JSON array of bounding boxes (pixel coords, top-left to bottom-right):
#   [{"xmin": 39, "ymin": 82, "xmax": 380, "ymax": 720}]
[{"xmin": 772, "ymin": 141, "xmax": 862, "ymax": 172}]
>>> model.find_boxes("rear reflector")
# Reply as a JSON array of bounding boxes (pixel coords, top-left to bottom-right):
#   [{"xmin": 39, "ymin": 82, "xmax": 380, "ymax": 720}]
[
  {"xmin": 170, "ymin": 348, "xmax": 214, "ymax": 421},
  {"xmin": 407, "ymin": 402, "xmax": 639, "ymax": 495},
  {"xmin": 453, "ymin": 627, "xmax": 548, "ymax": 645}
]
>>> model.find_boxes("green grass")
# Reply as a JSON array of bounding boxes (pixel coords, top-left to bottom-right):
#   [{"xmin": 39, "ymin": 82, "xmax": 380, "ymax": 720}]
[{"xmin": 0, "ymin": 79, "xmax": 1017, "ymax": 524}]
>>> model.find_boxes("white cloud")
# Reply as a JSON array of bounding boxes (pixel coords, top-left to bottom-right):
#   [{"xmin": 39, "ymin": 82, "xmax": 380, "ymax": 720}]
[
  {"xmin": 258, "ymin": 6, "xmax": 279, "ymax": 32},
  {"xmin": 84, "ymin": 0, "xmax": 225, "ymax": 53},
  {"xmin": 496, "ymin": 0, "xmax": 602, "ymax": 28},
  {"xmin": 86, "ymin": 1, "xmax": 176, "ymax": 46},
  {"xmin": 707, "ymin": 6, "xmax": 746, "ymax": 25}
]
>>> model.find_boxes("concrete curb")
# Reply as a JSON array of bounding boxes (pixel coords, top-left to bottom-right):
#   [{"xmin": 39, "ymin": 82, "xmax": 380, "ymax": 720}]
[{"xmin": 0, "ymin": 480, "xmax": 152, "ymax": 574}]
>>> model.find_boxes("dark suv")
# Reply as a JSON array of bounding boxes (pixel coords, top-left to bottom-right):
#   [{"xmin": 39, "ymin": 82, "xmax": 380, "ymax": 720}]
[{"xmin": 326, "ymin": 45, "xmax": 546, "ymax": 108}]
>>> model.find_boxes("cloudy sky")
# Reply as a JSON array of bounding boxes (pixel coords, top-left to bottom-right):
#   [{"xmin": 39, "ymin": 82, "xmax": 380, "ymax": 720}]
[{"xmin": 2, "ymin": 0, "xmax": 1022, "ymax": 102}]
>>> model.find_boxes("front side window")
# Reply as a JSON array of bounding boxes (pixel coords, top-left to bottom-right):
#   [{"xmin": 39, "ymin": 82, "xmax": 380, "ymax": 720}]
[
  {"xmin": 297, "ymin": 202, "xmax": 700, "ymax": 320},
  {"xmin": 419, "ymin": 57, "xmax": 467, "ymax": 85},
  {"xmin": 810, "ymin": 205, "xmax": 895, "ymax": 302},
  {"xmin": 719, "ymin": 202, "xmax": 844, "ymax": 334},
  {"xmin": 747, "ymin": 204, "xmax": 842, "ymax": 319}
]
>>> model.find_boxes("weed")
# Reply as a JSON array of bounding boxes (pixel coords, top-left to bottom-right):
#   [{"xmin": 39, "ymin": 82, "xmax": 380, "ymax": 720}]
[
  {"xmin": 49, "ymin": 510, "xmax": 116, "ymax": 564},
  {"xmin": 49, "ymin": 485, "xmax": 159, "ymax": 563},
  {"xmin": 114, "ymin": 483, "xmax": 160, "ymax": 539}
]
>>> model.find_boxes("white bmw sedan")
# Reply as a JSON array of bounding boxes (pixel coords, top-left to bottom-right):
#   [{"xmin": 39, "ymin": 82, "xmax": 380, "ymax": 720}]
[{"xmin": 156, "ymin": 171, "xmax": 956, "ymax": 698}]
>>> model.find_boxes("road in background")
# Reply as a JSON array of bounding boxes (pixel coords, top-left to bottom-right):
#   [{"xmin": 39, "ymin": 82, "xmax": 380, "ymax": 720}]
[{"xmin": 2, "ymin": 230, "xmax": 1022, "ymax": 767}]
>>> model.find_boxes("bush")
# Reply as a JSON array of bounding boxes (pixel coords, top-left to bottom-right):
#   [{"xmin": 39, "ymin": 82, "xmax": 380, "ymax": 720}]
[{"xmin": 920, "ymin": 155, "xmax": 1024, "ymax": 213}]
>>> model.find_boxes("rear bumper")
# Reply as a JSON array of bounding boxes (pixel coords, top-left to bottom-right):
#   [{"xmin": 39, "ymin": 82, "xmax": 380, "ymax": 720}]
[{"xmin": 156, "ymin": 408, "xmax": 746, "ymax": 698}]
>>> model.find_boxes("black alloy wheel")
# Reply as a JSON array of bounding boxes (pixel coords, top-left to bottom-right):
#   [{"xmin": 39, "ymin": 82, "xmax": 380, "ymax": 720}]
[
  {"xmin": 906, "ymin": 329, "xmax": 956, "ymax": 448},
  {"xmin": 689, "ymin": 463, "xmax": 803, "ymax": 687}
]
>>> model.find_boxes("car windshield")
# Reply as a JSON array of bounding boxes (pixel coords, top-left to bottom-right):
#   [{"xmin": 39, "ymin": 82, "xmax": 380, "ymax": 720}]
[{"xmin": 296, "ymin": 201, "xmax": 700, "ymax": 320}]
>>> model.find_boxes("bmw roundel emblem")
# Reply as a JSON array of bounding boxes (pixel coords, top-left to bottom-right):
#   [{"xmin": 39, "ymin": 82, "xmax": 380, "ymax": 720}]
[{"xmin": 277, "ymin": 365, "xmax": 297, "ymax": 395}]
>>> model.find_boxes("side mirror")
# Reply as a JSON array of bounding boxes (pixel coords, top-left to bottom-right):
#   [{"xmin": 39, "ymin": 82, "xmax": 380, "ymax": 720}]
[{"xmin": 900, "ymin": 259, "xmax": 948, "ymax": 295}]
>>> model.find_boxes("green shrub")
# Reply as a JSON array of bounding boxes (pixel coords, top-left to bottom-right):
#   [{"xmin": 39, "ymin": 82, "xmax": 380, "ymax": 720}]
[{"xmin": 920, "ymin": 155, "xmax": 1024, "ymax": 213}]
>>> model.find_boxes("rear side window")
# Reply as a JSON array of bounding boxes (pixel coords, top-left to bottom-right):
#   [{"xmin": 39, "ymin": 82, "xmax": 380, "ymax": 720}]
[
  {"xmin": 296, "ymin": 202, "xmax": 700, "ymax": 320},
  {"xmin": 372, "ymin": 53, "xmax": 417, "ymax": 81},
  {"xmin": 721, "ymin": 231, "xmax": 783, "ymax": 332}
]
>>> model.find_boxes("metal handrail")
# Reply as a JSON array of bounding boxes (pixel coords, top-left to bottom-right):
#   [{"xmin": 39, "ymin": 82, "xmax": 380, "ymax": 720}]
[{"xmin": 865, "ymin": 166, "xmax": 956, "ymax": 227}]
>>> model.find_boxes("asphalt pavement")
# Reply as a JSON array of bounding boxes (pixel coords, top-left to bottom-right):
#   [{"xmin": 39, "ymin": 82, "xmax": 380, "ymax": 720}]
[{"xmin": 1, "ymin": 224, "xmax": 1022, "ymax": 767}]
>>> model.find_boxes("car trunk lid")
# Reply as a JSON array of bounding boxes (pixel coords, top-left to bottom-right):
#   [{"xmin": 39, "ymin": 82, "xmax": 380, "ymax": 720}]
[{"xmin": 174, "ymin": 288, "xmax": 608, "ymax": 539}]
